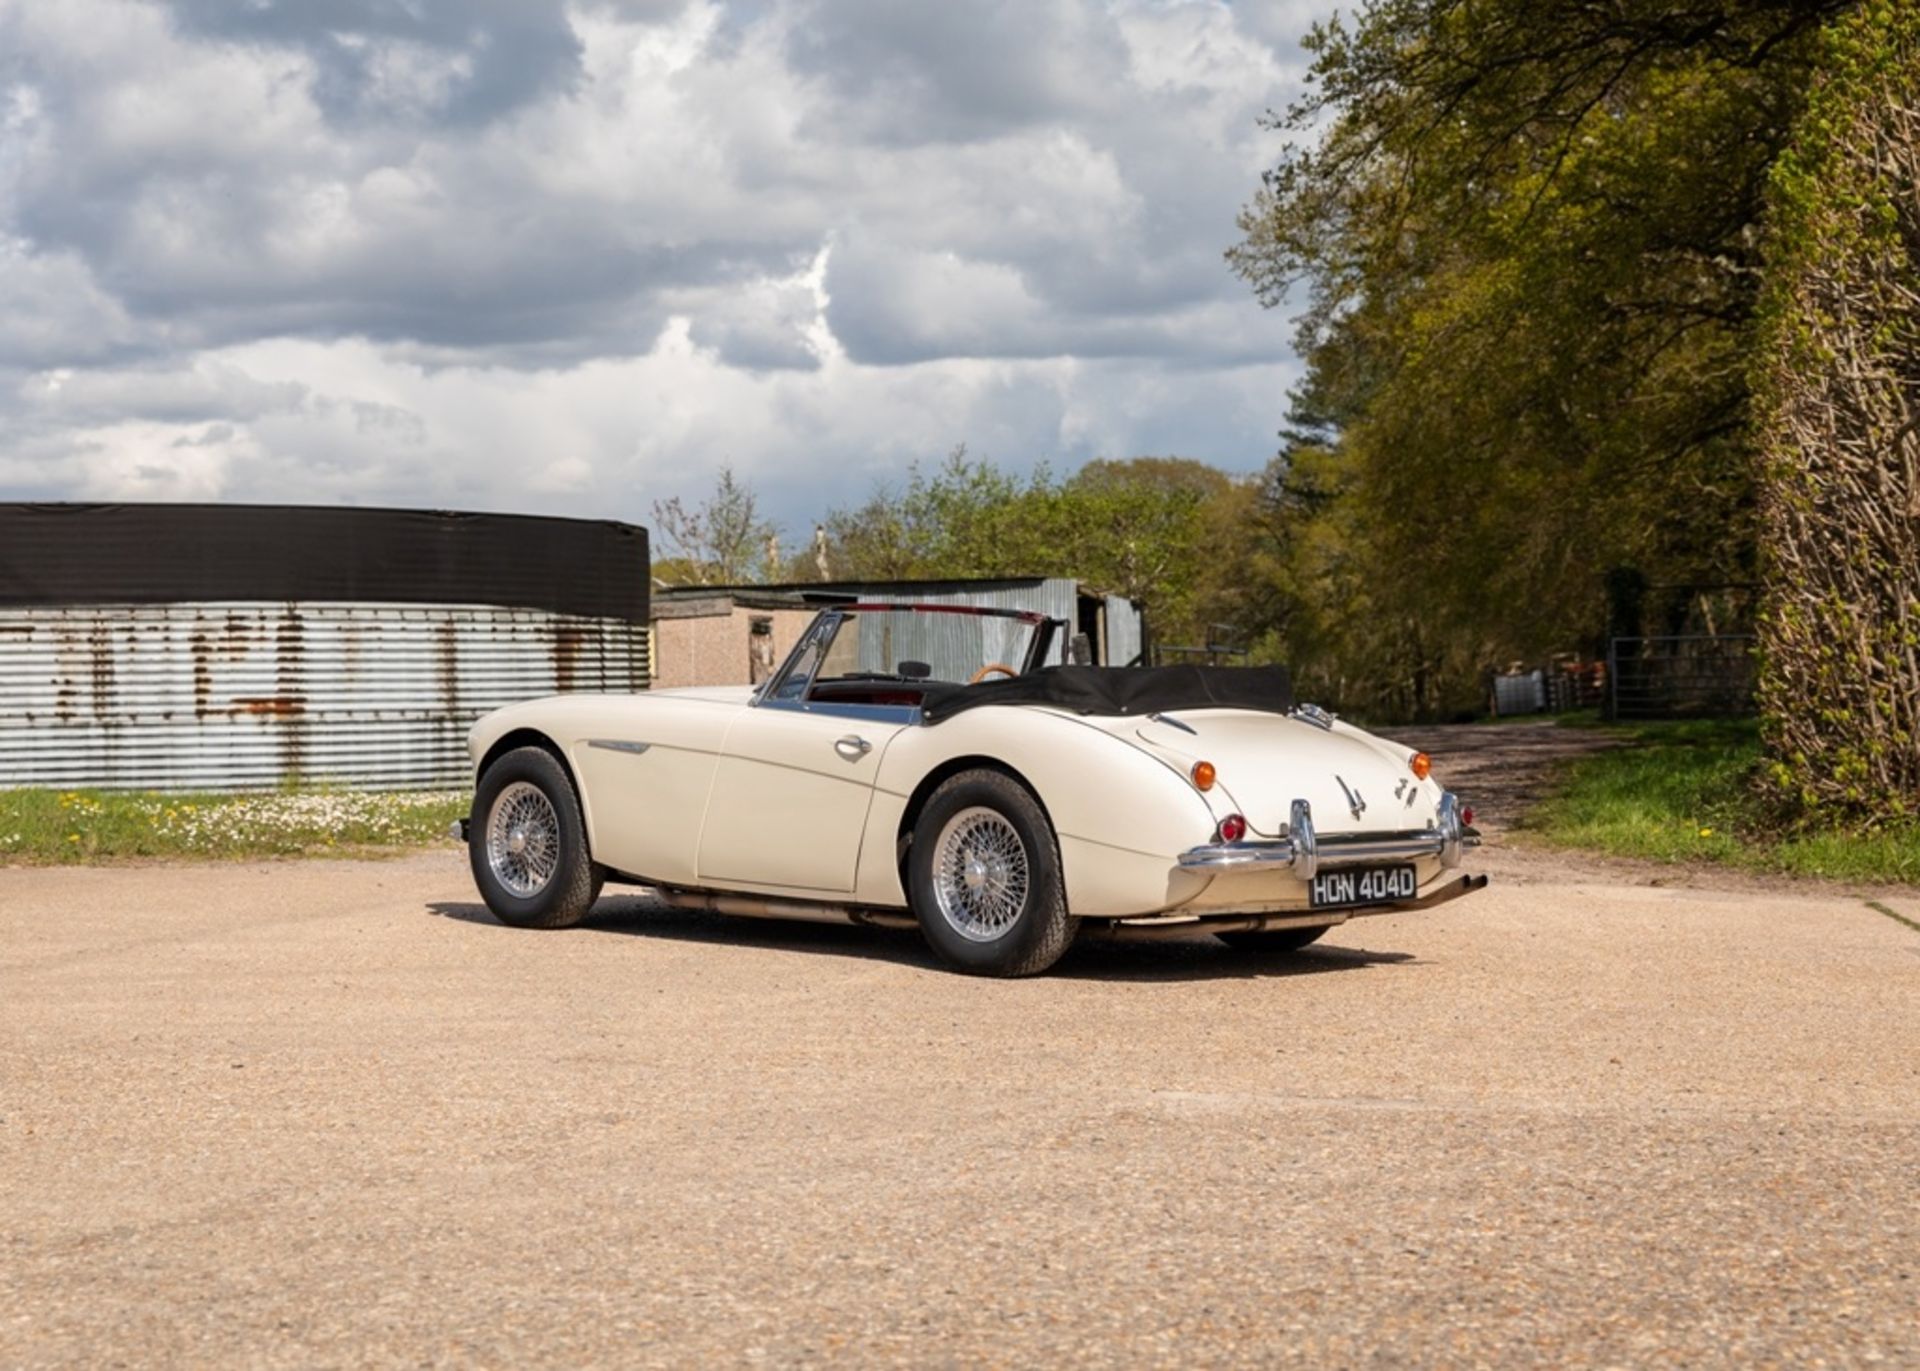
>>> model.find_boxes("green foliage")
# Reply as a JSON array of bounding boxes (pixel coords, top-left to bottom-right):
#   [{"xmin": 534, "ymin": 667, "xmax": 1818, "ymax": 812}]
[
  {"xmin": 819, "ymin": 448, "xmax": 1257, "ymax": 648},
  {"xmin": 1231, "ymin": 0, "xmax": 1849, "ymax": 718},
  {"xmin": 1752, "ymin": 2, "xmax": 1920, "ymax": 822},
  {"xmin": 651, "ymin": 465, "xmax": 781, "ymax": 586},
  {"xmin": 821, "ymin": 446, "xmax": 1044, "ymax": 581},
  {"xmin": 1531, "ymin": 719, "xmax": 1920, "ymax": 882}
]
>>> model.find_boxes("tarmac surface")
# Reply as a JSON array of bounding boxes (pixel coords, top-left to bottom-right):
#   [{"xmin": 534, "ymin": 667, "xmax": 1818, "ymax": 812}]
[{"xmin": 4, "ymin": 725, "xmax": 1919, "ymax": 1367}]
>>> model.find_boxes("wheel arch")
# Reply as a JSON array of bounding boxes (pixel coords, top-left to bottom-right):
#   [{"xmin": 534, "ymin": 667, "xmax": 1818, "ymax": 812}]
[
  {"xmin": 475, "ymin": 728, "xmax": 596, "ymax": 860},
  {"xmin": 894, "ymin": 755, "xmax": 1055, "ymax": 885}
]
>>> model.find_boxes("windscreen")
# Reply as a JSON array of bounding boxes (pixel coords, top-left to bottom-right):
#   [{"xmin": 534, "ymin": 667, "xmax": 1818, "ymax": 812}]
[{"xmin": 785, "ymin": 607, "xmax": 1042, "ymax": 692}]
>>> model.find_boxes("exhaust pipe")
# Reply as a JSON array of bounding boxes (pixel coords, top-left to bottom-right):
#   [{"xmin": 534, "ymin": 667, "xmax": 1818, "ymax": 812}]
[
  {"xmin": 1388, "ymin": 872, "xmax": 1488, "ymax": 909},
  {"xmin": 652, "ymin": 888, "xmax": 916, "ymax": 930},
  {"xmin": 1091, "ymin": 910, "xmax": 1348, "ymax": 941}
]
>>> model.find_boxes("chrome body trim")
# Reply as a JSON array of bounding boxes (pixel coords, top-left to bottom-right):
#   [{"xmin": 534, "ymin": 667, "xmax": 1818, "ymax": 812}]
[
  {"xmin": 1086, "ymin": 874, "xmax": 1489, "ymax": 940},
  {"xmin": 1437, "ymin": 791, "xmax": 1465, "ymax": 869},
  {"xmin": 1289, "ymin": 702, "xmax": 1336, "ymax": 731},
  {"xmin": 1288, "ymin": 797, "xmax": 1317, "ymax": 883},
  {"xmin": 586, "ymin": 738, "xmax": 653, "ymax": 755},
  {"xmin": 1177, "ymin": 793, "xmax": 1478, "ymax": 880}
]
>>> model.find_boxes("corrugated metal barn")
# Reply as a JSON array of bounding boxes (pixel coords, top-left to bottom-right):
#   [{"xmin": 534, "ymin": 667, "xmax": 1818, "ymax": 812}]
[{"xmin": 0, "ymin": 504, "xmax": 649, "ymax": 791}]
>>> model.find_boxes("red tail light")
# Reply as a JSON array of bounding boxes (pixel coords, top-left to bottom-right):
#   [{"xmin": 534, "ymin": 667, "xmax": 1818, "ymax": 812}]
[
  {"xmin": 1462, "ymin": 806, "xmax": 1475, "ymax": 827},
  {"xmin": 1217, "ymin": 814, "xmax": 1247, "ymax": 843}
]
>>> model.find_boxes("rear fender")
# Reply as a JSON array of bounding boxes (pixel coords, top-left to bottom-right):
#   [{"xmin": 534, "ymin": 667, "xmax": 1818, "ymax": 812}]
[{"xmin": 860, "ymin": 709, "xmax": 1217, "ymax": 916}]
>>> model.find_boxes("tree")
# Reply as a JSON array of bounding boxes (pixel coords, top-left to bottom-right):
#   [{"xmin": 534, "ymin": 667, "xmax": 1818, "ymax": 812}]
[
  {"xmin": 818, "ymin": 449, "xmax": 1254, "ymax": 648},
  {"xmin": 820, "ymin": 446, "xmax": 1057, "ymax": 581},
  {"xmin": 650, "ymin": 466, "xmax": 778, "ymax": 586},
  {"xmin": 1060, "ymin": 458, "xmax": 1247, "ymax": 646},
  {"xmin": 1231, "ymin": 0, "xmax": 1854, "ymax": 717},
  {"xmin": 1753, "ymin": 1, "xmax": 1920, "ymax": 820}
]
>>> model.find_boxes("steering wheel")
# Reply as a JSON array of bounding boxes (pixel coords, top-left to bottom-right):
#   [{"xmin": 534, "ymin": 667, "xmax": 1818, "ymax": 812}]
[{"xmin": 969, "ymin": 663, "xmax": 1019, "ymax": 684}]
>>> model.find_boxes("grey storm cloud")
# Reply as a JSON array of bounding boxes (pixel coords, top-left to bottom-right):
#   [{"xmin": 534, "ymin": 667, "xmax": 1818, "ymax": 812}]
[
  {"xmin": 0, "ymin": 0, "xmax": 1329, "ymax": 521},
  {"xmin": 785, "ymin": 0, "xmax": 1135, "ymax": 145},
  {"xmin": 165, "ymin": 0, "xmax": 587, "ymax": 127},
  {"xmin": 1, "ymin": 0, "xmax": 1311, "ymax": 363}
]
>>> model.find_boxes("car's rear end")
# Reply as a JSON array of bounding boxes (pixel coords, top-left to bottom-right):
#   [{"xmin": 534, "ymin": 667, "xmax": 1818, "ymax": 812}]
[{"xmin": 1083, "ymin": 705, "xmax": 1485, "ymax": 936}]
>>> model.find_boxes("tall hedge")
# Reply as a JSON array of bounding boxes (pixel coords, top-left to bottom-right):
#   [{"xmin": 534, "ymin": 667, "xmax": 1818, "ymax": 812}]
[{"xmin": 1755, "ymin": 2, "xmax": 1920, "ymax": 821}]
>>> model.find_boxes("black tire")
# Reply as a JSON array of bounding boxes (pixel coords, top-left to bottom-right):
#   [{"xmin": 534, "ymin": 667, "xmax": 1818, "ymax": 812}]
[
  {"xmin": 1213, "ymin": 924, "xmax": 1332, "ymax": 953},
  {"xmin": 908, "ymin": 769, "xmax": 1076, "ymax": 977},
  {"xmin": 468, "ymin": 746, "xmax": 600, "ymax": 929}
]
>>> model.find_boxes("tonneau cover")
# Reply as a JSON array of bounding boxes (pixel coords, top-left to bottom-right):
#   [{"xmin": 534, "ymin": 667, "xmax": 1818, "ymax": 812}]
[{"xmin": 921, "ymin": 664, "xmax": 1294, "ymax": 723}]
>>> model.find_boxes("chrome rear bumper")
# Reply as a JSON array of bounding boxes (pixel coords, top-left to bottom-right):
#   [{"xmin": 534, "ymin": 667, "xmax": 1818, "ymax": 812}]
[
  {"xmin": 1177, "ymin": 794, "xmax": 1478, "ymax": 881},
  {"xmin": 1091, "ymin": 873, "xmax": 1490, "ymax": 939}
]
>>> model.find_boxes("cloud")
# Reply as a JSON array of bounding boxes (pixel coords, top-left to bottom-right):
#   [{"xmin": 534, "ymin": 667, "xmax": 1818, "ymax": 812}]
[
  {"xmin": 166, "ymin": 0, "xmax": 586, "ymax": 127},
  {"xmin": 0, "ymin": 239, "xmax": 144, "ymax": 366},
  {"xmin": 0, "ymin": 328, "xmax": 1304, "ymax": 532},
  {"xmin": 785, "ymin": 0, "xmax": 1135, "ymax": 145},
  {"xmin": 0, "ymin": 0, "xmax": 1331, "ymax": 525}
]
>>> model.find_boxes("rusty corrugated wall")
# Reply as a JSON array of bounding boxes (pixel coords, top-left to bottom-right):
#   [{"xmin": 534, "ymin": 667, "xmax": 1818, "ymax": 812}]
[
  {"xmin": 1104, "ymin": 594, "xmax": 1144, "ymax": 668},
  {"xmin": 0, "ymin": 602, "xmax": 648, "ymax": 791}
]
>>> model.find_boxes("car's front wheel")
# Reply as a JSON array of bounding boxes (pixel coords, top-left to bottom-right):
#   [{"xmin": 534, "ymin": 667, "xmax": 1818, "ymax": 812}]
[
  {"xmin": 468, "ymin": 745, "xmax": 601, "ymax": 929},
  {"xmin": 909, "ymin": 770, "xmax": 1075, "ymax": 977},
  {"xmin": 1213, "ymin": 924, "xmax": 1332, "ymax": 953}
]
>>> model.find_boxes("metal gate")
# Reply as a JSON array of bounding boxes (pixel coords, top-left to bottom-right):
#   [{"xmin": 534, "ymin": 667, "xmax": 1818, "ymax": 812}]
[{"xmin": 1607, "ymin": 635, "xmax": 1755, "ymax": 720}]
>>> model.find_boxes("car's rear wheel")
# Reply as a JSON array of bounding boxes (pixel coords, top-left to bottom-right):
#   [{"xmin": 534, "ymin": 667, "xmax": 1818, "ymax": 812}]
[
  {"xmin": 1213, "ymin": 925, "xmax": 1332, "ymax": 953},
  {"xmin": 909, "ymin": 770, "xmax": 1075, "ymax": 977},
  {"xmin": 469, "ymin": 746, "xmax": 601, "ymax": 929}
]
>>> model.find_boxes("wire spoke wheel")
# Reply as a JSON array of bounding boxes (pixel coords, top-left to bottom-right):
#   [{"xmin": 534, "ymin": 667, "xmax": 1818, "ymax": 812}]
[
  {"xmin": 486, "ymin": 780, "xmax": 561, "ymax": 898},
  {"xmin": 910, "ymin": 770, "xmax": 1073, "ymax": 976},
  {"xmin": 931, "ymin": 805, "xmax": 1031, "ymax": 942}
]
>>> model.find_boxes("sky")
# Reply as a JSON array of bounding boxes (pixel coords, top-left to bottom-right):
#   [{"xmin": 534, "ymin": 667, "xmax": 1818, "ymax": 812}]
[{"xmin": 0, "ymin": 0, "xmax": 1336, "ymax": 534}]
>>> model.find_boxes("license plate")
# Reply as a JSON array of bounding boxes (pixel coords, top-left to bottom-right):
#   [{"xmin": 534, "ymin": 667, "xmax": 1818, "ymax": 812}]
[{"xmin": 1309, "ymin": 864, "xmax": 1417, "ymax": 909}]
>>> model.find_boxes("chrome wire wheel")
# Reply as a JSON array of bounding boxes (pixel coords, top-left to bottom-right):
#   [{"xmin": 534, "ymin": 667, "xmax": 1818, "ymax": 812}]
[
  {"xmin": 931, "ymin": 805, "xmax": 1031, "ymax": 942},
  {"xmin": 486, "ymin": 781, "xmax": 561, "ymax": 899}
]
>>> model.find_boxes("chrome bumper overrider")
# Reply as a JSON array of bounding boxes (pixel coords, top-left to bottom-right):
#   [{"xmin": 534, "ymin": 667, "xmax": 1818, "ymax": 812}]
[{"xmin": 1177, "ymin": 793, "xmax": 1479, "ymax": 881}]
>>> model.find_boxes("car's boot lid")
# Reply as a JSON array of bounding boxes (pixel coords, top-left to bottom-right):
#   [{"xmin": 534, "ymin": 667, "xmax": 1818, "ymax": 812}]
[{"xmin": 1124, "ymin": 710, "xmax": 1443, "ymax": 839}]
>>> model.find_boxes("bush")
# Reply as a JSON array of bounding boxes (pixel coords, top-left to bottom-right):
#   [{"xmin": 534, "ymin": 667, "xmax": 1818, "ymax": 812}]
[{"xmin": 1754, "ymin": 3, "xmax": 1920, "ymax": 822}]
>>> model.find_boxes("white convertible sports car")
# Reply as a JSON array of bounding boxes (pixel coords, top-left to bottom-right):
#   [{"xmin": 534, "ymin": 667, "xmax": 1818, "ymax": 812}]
[{"xmin": 457, "ymin": 602, "xmax": 1484, "ymax": 976}]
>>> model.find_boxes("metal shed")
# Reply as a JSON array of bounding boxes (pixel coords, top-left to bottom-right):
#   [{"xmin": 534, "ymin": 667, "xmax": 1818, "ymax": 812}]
[{"xmin": 0, "ymin": 504, "xmax": 649, "ymax": 791}]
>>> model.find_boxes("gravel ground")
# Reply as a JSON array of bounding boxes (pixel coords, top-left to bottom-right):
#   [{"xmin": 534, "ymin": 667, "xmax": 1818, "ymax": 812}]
[{"xmin": 3, "ymin": 731, "xmax": 1918, "ymax": 1367}]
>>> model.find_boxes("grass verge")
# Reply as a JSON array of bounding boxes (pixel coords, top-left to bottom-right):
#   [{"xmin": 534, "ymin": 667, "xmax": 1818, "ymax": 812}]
[
  {"xmin": 0, "ymin": 788, "xmax": 467, "ymax": 864},
  {"xmin": 1528, "ymin": 718, "xmax": 1920, "ymax": 885}
]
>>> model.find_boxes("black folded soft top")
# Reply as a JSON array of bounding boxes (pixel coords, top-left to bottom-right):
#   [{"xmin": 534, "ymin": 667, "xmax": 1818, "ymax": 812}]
[{"xmin": 920, "ymin": 664, "xmax": 1294, "ymax": 724}]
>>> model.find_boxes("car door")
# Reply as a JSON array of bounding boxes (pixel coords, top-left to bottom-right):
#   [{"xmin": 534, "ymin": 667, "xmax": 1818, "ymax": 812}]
[{"xmin": 695, "ymin": 700, "xmax": 910, "ymax": 892}]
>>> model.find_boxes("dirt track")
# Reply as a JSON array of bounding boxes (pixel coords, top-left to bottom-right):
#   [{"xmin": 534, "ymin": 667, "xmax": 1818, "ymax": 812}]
[{"xmin": 3, "ymin": 727, "xmax": 1918, "ymax": 1366}]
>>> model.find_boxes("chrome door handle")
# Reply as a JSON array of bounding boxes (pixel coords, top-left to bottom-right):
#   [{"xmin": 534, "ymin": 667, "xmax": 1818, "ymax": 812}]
[{"xmin": 834, "ymin": 735, "xmax": 872, "ymax": 760}]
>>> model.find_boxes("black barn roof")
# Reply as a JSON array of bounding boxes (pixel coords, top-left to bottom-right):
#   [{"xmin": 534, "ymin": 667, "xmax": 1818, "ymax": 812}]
[{"xmin": 0, "ymin": 503, "xmax": 649, "ymax": 622}]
